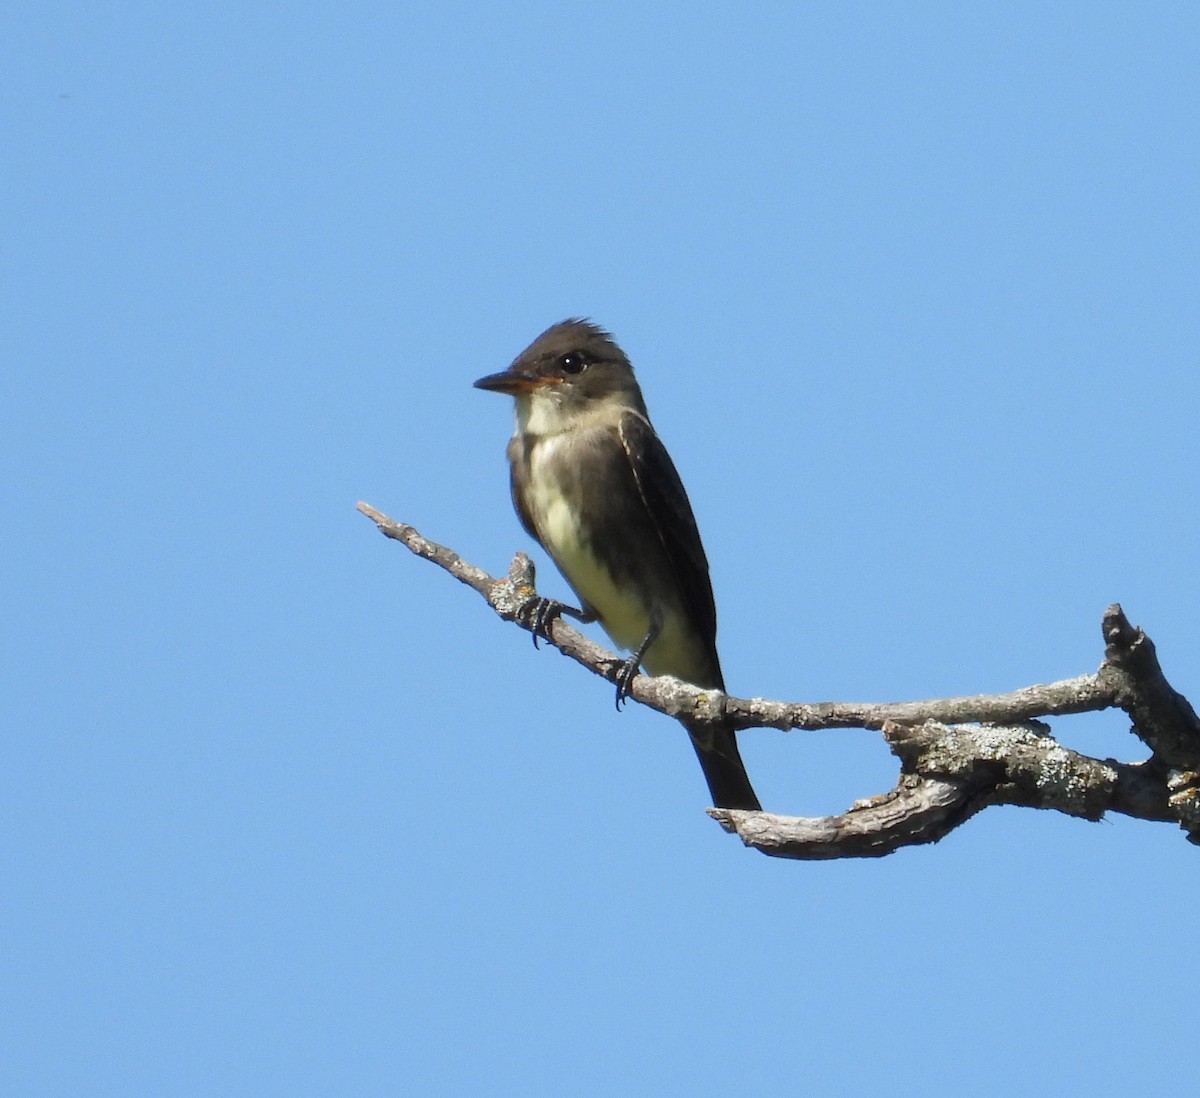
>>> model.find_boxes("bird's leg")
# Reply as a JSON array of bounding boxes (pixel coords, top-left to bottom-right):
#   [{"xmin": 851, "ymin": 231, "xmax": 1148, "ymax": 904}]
[
  {"xmin": 520, "ymin": 595, "xmax": 596, "ymax": 649},
  {"xmin": 615, "ymin": 610, "xmax": 662, "ymax": 710}
]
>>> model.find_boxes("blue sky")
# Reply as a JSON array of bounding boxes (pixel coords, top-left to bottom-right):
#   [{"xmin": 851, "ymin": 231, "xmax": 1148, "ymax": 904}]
[{"xmin": 4, "ymin": 3, "xmax": 1199, "ymax": 1094}]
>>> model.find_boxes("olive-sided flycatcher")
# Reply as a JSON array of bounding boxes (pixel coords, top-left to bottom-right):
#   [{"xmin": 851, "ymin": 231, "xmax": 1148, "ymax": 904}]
[{"xmin": 474, "ymin": 319, "xmax": 761, "ymax": 811}]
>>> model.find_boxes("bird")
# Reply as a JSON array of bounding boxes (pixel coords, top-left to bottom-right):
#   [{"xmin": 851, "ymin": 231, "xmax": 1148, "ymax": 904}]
[{"xmin": 473, "ymin": 319, "xmax": 761, "ymax": 810}]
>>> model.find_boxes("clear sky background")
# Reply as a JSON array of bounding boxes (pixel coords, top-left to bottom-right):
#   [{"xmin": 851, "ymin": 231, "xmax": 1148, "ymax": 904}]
[{"xmin": 4, "ymin": 3, "xmax": 1199, "ymax": 1095}]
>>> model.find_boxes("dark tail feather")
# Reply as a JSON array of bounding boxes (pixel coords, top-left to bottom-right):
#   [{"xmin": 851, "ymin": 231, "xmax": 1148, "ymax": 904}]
[{"xmin": 686, "ymin": 722, "xmax": 761, "ymax": 810}]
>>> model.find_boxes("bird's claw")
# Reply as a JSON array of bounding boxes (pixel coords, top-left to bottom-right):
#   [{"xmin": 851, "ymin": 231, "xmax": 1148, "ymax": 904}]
[
  {"xmin": 614, "ymin": 655, "xmax": 640, "ymax": 710},
  {"xmin": 521, "ymin": 595, "xmax": 564, "ymax": 649},
  {"xmin": 520, "ymin": 595, "xmax": 596, "ymax": 648}
]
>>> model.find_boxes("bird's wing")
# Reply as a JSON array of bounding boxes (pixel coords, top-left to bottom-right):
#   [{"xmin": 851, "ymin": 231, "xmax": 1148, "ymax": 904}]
[{"xmin": 617, "ymin": 410, "xmax": 721, "ymax": 668}]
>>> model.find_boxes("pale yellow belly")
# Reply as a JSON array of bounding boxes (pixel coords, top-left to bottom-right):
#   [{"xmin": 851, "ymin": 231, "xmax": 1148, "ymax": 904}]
[
  {"xmin": 526, "ymin": 461, "xmax": 710, "ymax": 684},
  {"xmin": 529, "ymin": 478, "xmax": 650, "ymax": 650}
]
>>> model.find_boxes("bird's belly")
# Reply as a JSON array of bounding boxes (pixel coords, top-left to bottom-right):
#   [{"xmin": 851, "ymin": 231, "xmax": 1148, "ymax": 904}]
[
  {"xmin": 523, "ymin": 434, "xmax": 716, "ymax": 687},
  {"xmin": 530, "ymin": 483, "xmax": 650, "ymax": 652}
]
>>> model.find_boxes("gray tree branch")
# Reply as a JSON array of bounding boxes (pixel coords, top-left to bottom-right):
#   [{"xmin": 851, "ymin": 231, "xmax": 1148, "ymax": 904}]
[{"xmin": 358, "ymin": 502, "xmax": 1200, "ymax": 858}]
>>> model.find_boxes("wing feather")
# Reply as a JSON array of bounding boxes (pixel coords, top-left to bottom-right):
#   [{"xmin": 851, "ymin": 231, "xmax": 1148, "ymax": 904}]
[{"xmin": 617, "ymin": 411, "xmax": 722, "ymax": 684}]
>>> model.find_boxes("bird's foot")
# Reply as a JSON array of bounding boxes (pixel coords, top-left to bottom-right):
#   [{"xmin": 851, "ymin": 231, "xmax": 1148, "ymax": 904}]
[
  {"xmin": 520, "ymin": 595, "xmax": 562, "ymax": 648},
  {"xmin": 519, "ymin": 596, "xmax": 593, "ymax": 649},
  {"xmin": 613, "ymin": 654, "xmax": 641, "ymax": 710},
  {"xmin": 612, "ymin": 616, "xmax": 660, "ymax": 710}
]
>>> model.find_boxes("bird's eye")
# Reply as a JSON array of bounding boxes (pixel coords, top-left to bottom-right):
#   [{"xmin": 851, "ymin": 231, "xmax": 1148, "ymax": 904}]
[{"xmin": 558, "ymin": 352, "xmax": 587, "ymax": 375}]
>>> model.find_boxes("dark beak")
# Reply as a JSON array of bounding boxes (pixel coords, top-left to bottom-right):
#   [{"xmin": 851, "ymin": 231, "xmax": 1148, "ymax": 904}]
[{"xmin": 473, "ymin": 367, "xmax": 555, "ymax": 394}]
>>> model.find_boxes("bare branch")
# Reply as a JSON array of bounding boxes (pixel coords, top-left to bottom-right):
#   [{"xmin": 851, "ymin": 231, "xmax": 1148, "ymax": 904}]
[
  {"xmin": 712, "ymin": 719, "xmax": 1174, "ymax": 859},
  {"xmin": 722, "ymin": 675, "xmax": 1116, "ymax": 733},
  {"xmin": 1097, "ymin": 605, "xmax": 1200, "ymax": 768},
  {"xmin": 358, "ymin": 504, "xmax": 1200, "ymax": 857},
  {"xmin": 709, "ymin": 777, "xmax": 977, "ymax": 860},
  {"xmin": 357, "ymin": 502, "xmax": 492, "ymax": 597}
]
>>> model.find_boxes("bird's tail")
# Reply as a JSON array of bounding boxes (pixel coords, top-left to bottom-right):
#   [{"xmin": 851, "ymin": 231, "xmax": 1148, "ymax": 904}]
[{"xmin": 685, "ymin": 722, "xmax": 761, "ymax": 811}]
